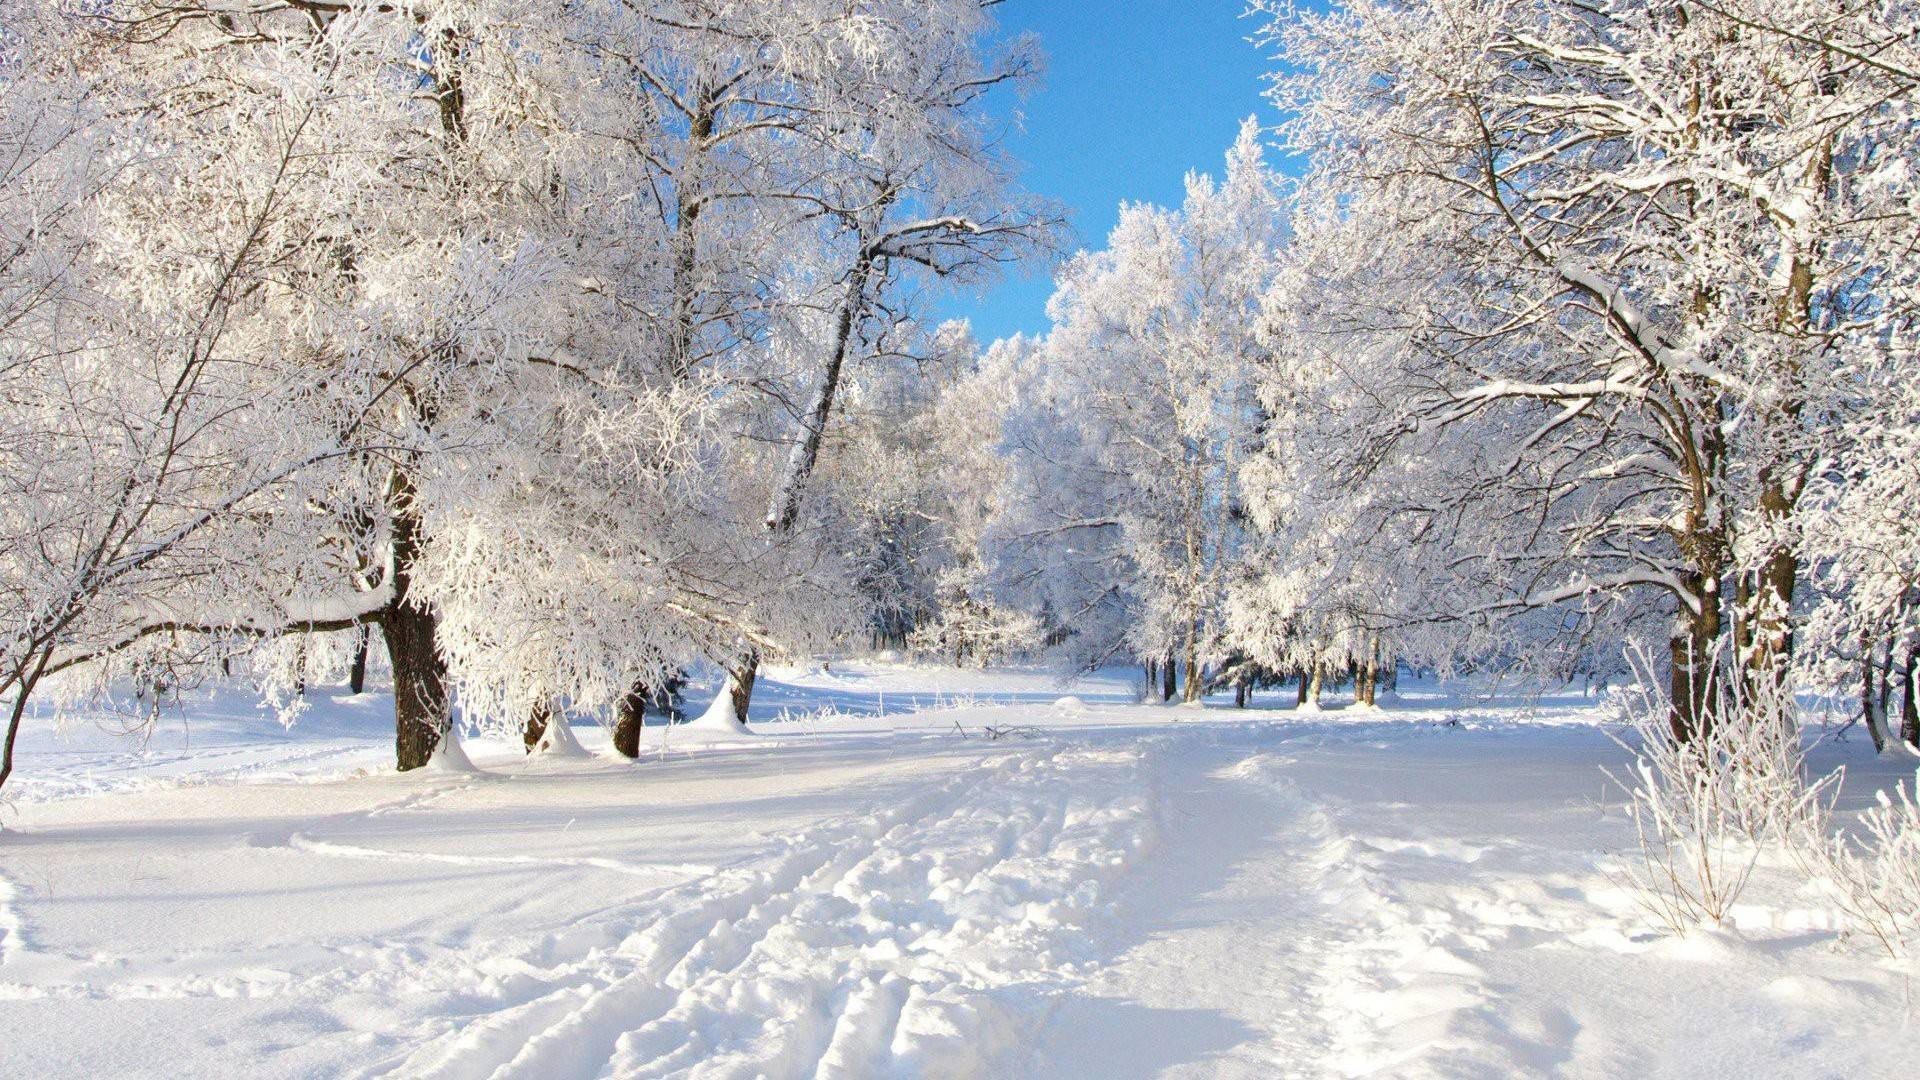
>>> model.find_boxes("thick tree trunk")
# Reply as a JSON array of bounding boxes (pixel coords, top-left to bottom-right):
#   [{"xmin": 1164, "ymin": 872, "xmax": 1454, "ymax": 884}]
[
  {"xmin": 1161, "ymin": 652, "xmax": 1177, "ymax": 703},
  {"xmin": 1295, "ymin": 671, "xmax": 1309, "ymax": 708},
  {"xmin": 524, "ymin": 699, "xmax": 552, "ymax": 753},
  {"xmin": 383, "ymin": 470, "xmax": 448, "ymax": 772},
  {"xmin": 720, "ymin": 653, "xmax": 758, "ymax": 726},
  {"xmin": 612, "ymin": 683, "xmax": 647, "ymax": 759},
  {"xmin": 1744, "ymin": 536, "xmax": 1798, "ymax": 701},
  {"xmin": 1235, "ymin": 682, "xmax": 1247, "ymax": 709},
  {"xmin": 1309, "ymin": 666, "xmax": 1324, "ymax": 708},
  {"xmin": 383, "ymin": 599, "xmax": 447, "ymax": 771},
  {"xmin": 377, "ymin": 35, "xmax": 469, "ymax": 775}
]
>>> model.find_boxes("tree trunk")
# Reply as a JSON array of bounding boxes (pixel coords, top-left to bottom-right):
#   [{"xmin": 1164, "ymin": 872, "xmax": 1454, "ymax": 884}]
[
  {"xmin": 1878, "ymin": 639, "xmax": 1895, "ymax": 722},
  {"xmin": 0, "ymin": 684, "xmax": 28, "ymax": 795},
  {"xmin": 1161, "ymin": 652, "xmax": 1177, "ymax": 702},
  {"xmin": 612, "ymin": 682, "xmax": 647, "ymax": 759},
  {"xmin": 1668, "ymin": 574, "xmax": 1722, "ymax": 744},
  {"xmin": 1182, "ymin": 626, "xmax": 1201, "ymax": 704},
  {"xmin": 720, "ymin": 653, "xmax": 758, "ymax": 726},
  {"xmin": 1358, "ymin": 639, "xmax": 1378, "ymax": 707},
  {"xmin": 1295, "ymin": 671, "xmax": 1309, "ymax": 708},
  {"xmin": 1904, "ymin": 647, "xmax": 1920, "ymax": 750},
  {"xmin": 383, "ymin": 469, "xmax": 448, "ymax": 772},
  {"xmin": 0, "ymin": 648, "xmax": 52, "ymax": 795},
  {"xmin": 726, "ymin": 233, "xmax": 886, "ymax": 720},
  {"xmin": 1309, "ymin": 666, "xmax": 1324, "ymax": 708},
  {"xmin": 524, "ymin": 699, "xmax": 552, "ymax": 753},
  {"xmin": 0, "ymin": 696, "xmax": 23, "ymax": 796},
  {"xmin": 1742, "ymin": 129, "xmax": 1824, "ymax": 706},
  {"xmin": 383, "ymin": 599, "xmax": 447, "ymax": 771},
  {"xmin": 1744, "ymin": 537, "xmax": 1798, "ymax": 707},
  {"xmin": 348, "ymin": 625, "xmax": 370, "ymax": 695},
  {"xmin": 766, "ymin": 255, "xmax": 877, "ymax": 534},
  {"xmin": 666, "ymin": 89, "xmax": 714, "ymax": 380},
  {"xmin": 1235, "ymin": 682, "xmax": 1247, "ymax": 709},
  {"xmin": 1862, "ymin": 641, "xmax": 1887, "ymax": 754}
]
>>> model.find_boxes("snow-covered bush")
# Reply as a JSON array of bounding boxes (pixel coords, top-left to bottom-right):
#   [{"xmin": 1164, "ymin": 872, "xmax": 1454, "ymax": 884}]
[
  {"xmin": 1800, "ymin": 777, "xmax": 1920, "ymax": 959},
  {"xmin": 1607, "ymin": 651, "xmax": 1834, "ymax": 932}
]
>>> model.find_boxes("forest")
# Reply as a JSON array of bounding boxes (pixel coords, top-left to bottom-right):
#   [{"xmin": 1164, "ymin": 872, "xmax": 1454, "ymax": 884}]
[{"xmin": 3, "ymin": 1, "xmax": 1919, "ymax": 1077}]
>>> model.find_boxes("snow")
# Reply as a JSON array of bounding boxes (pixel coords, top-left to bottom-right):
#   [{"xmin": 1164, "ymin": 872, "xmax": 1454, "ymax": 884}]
[
  {"xmin": 531, "ymin": 712, "xmax": 593, "ymax": 759},
  {"xmin": 424, "ymin": 728, "xmax": 480, "ymax": 773},
  {"xmin": 2, "ymin": 663, "xmax": 1916, "ymax": 1078},
  {"xmin": 676, "ymin": 688, "xmax": 758, "ymax": 742}
]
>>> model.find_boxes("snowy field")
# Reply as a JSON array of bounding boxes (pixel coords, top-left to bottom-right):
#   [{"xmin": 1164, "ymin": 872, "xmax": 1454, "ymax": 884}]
[{"xmin": 2, "ymin": 663, "xmax": 1916, "ymax": 1079}]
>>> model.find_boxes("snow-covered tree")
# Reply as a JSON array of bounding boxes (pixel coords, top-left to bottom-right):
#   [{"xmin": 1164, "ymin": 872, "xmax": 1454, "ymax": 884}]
[
  {"xmin": 992, "ymin": 122, "xmax": 1285, "ymax": 700},
  {"xmin": 1255, "ymin": 0, "xmax": 1920, "ymax": 736},
  {"xmin": 0, "ymin": 5, "xmax": 468, "ymax": 785},
  {"xmin": 0, "ymin": 0, "xmax": 1057, "ymax": 784}
]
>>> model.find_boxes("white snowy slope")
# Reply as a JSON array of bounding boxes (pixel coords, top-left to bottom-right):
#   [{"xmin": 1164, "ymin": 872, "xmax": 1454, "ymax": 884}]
[{"xmin": 0, "ymin": 665, "xmax": 1915, "ymax": 1079}]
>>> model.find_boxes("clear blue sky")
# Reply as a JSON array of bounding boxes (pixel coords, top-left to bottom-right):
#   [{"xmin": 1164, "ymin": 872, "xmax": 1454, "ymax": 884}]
[{"xmin": 941, "ymin": 0, "xmax": 1290, "ymax": 344}]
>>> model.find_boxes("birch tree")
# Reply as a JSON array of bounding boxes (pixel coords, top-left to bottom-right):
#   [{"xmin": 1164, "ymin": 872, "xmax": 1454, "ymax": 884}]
[{"xmin": 1004, "ymin": 123, "xmax": 1283, "ymax": 700}]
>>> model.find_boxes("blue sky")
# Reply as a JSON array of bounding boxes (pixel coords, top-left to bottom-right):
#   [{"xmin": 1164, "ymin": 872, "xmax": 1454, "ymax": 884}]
[{"xmin": 940, "ymin": 1, "xmax": 1288, "ymax": 344}]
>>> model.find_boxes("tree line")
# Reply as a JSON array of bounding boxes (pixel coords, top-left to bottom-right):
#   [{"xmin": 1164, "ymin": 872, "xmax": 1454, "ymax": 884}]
[
  {"xmin": 2, "ymin": 0, "xmax": 1916, "ymax": 796},
  {"xmin": 0, "ymin": 0, "xmax": 1055, "ymax": 789},
  {"xmin": 949, "ymin": 0, "xmax": 1919, "ymax": 744}
]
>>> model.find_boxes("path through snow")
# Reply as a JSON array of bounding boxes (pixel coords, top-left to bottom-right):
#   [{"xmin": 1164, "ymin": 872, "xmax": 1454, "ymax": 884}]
[{"xmin": 2, "ymin": 665, "xmax": 1917, "ymax": 1078}]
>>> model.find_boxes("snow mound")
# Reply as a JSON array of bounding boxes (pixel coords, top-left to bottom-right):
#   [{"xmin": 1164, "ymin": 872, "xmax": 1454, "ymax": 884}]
[
  {"xmin": 670, "ymin": 691, "xmax": 758, "ymax": 742},
  {"xmin": 530, "ymin": 717, "xmax": 592, "ymax": 758},
  {"xmin": 1052, "ymin": 695, "xmax": 1088, "ymax": 712},
  {"xmin": 423, "ymin": 729, "xmax": 478, "ymax": 773}
]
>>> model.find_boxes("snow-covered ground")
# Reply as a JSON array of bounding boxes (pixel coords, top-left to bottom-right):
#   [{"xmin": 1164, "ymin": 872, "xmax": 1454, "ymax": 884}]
[{"xmin": 2, "ymin": 663, "xmax": 1915, "ymax": 1078}]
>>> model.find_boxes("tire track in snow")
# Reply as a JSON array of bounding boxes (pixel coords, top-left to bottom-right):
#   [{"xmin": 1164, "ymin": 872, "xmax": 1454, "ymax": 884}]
[
  {"xmin": 378, "ymin": 740, "xmax": 1163, "ymax": 1080},
  {"xmin": 372, "ymin": 754, "xmax": 1028, "ymax": 1080}
]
